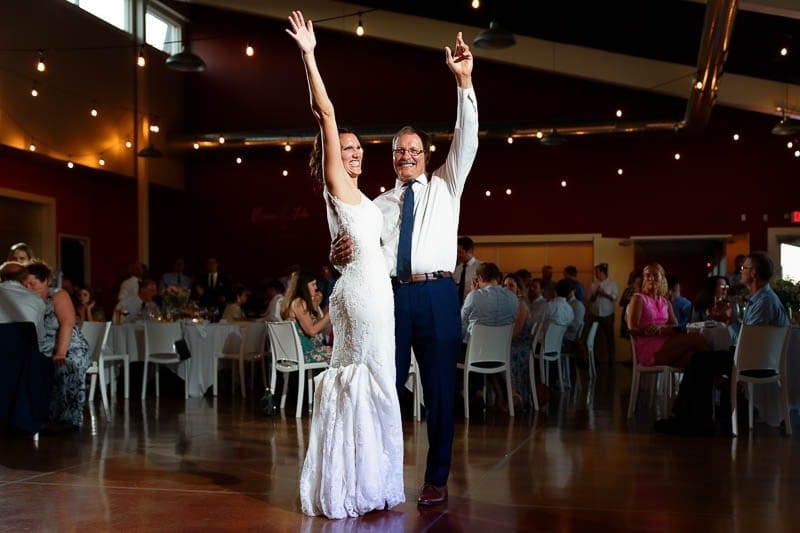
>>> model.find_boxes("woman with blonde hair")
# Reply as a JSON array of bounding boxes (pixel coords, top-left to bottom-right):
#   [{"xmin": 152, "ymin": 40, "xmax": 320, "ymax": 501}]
[{"xmin": 626, "ymin": 263, "xmax": 709, "ymax": 368}]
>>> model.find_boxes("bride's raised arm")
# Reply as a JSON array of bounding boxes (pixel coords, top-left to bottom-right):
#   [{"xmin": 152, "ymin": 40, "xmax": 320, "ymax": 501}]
[{"xmin": 286, "ymin": 10, "xmax": 360, "ymax": 204}]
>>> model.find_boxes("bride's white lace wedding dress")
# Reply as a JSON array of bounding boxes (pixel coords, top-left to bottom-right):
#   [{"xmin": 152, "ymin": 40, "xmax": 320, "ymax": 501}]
[{"xmin": 299, "ymin": 189, "xmax": 405, "ymax": 519}]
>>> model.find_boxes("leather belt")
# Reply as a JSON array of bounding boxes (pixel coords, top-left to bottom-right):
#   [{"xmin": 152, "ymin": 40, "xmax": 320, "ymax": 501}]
[{"xmin": 392, "ymin": 271, "xmax": 453, "ymax": 285}]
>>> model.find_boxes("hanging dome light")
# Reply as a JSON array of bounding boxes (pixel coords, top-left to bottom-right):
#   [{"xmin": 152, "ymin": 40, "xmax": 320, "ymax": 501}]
[
  {"xmin": 166, "ymin": 46, "xmax": 207, "ymax": 72},
  {"xmin": 138, "ymin": 143, "xmax": 163, "ymax": 158},
  {"xmin": 473, "ymin": 21, "xmax": 515, "ymax": 49}
]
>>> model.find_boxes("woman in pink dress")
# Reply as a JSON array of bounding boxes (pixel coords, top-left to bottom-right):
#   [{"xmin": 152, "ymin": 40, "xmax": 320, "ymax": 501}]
[{"xmin": 626, "ymin": 263, "xmax": 709, "ymax": 368}]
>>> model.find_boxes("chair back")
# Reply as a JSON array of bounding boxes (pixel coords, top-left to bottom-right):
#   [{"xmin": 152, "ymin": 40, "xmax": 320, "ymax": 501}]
[
  {"xmin": 465, "ymin": 323, "xmax": 514, "ymax": 366},
  {"xmin": 80, "ymin": 321, "xmax": 111, "ymax": 363},
  {"xmin": 542, "ymin": 323, "xmax": 567, "ymax": 354},
  {"xmin": 242, "ymin": 321, "xmax": 268, "ymax": 356},
  {"xmin": 585, "ymin": 321, "xmax": 599, "ymax": 352},
  {"xmin": 267, "ymin": 321, "xmax": 304, "ymax": 367},
  {"xmin": 144, "ymin": 322, "xmax": 183, "ymax": 356},
  {"xmin": 733, "ymin": 325, "xmax": 790, "ymax": 374}
]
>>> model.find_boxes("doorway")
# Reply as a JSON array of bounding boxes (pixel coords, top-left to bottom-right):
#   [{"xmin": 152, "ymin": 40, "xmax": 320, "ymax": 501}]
[
  {"xmin": 59, "ymin": 234, "xmax": 90, "ymax": 287},
  {"xmin": 0, "ymin": 188, "xmax": 56, "ymax": 264}
]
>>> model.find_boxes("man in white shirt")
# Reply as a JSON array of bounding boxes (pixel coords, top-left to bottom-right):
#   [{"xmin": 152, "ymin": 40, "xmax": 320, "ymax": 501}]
[
  {"xmin": 588, "ymin": 262, "xmax": 619, "ymax": 367},
  {"xmin": 262, "ymin": 281, "xmax": 285, "ymax": 322},
  {"xmin": 460, "ymin": 262, "xmax": 518, "ymax": 342},
  {"xmin": 543, "ymin": 280, "xmax": 575, "ymax": 329},
  {"xmin": 118, "ymin": 262, "xmax": 143, "ymax": 302},
  {"xmin": 116, "ymin": 279, "xmax": 159, "ymax": 322},
  {"xmin": 332, "ymin": 32, "xmax": 477, "ymax": 508},
  {"xmin": 453, "ymin": 236, "xmax": 481, "ymax": 304},
  {"xmin": 0, "ymin": 262, "xmax": 46, "ymax": 350},
  {"xmin": 528, "ymin": 278, "xmax": 548, "ymax": 324}
]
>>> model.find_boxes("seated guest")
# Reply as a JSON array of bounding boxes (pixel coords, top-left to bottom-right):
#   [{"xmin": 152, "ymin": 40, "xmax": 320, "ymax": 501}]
[
  {"xmin": 222, "ymin": 285, "xmax": 249, "ymax": 322},
  {"xmin": 528, "ymin": 277, "xmax": 548, "ymax": 323},
  {"xmin": 280, "ymin": 271, "xmax": 331, "ymax": 363},
  {"xmin": 263, "ymin": 280, "xmax": 285, "ymax": 322},
  {"xmin": 7, "ymin": 242, "xmax": 35, "ymax": 265},
  {"xmin": 116, "ymin": 279, "xmax": 159, "ymax": 322},
  {"xmin": 667, "ymin": 276, "xmax": 692, "ymax": 329},
  {"xmin": 24, "ymin": 261, "xmax": 90, "ymax": 431},
  {"xmin": 542, "ymin": 280, "xmax": 574, "ymax": 330},
  {"xmin": 461, "ymin": 262, "xmax": 518, "ymax": 411},
  {"xmin": 656, "ymin": 252, "xmax": 789, "ymax": 435},
  {"xmin": 461, "ymin": 262, "xmax": 518, "ymax": 343},
  {"xmin": 502, "ymin": 272, "xmax": 533, "ymax": 411},
  {"xmin": 626, "ymin": 263, "xmax": 709, "ymax": 369},
  {"xmin": 692, "ymin": 275, "xmax": 733, "ymax": 323},
  {"xmin": 0, "ymin": 261, "xmax": 46, "ymax": 349},
  {"xmin": 74, "ymin": 286, "xmax": 101, "ymax": 324}
]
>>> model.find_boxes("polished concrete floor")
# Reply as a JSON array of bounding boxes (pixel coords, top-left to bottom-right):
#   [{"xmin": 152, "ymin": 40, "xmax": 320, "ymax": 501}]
[{"xmin": 2, "ymin": 366, "xmax": 799, "ymax": 532}]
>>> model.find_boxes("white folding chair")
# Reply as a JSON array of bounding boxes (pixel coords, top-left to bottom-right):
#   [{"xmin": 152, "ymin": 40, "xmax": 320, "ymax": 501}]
[
  {"xmin": 142, "ymin": 322, "xmax": 189, "ymax": 399},
  {"xmin": 585, "ymin": 322, "xmax": 599, "ymax": 380},
  {"xmin": 457, "ymin": 323, "xmax": 515, "ymax": 418},
  {"xmin": 81, "ymin": 321, "xmax": 110, "ymax": 409},
  {"xmin": 532, "ymin": 323, "xmax": 568, "ymax": 391},
  {"xmin": 217, "ymin": 321, "xmax": 268, "ymax": 398},
  {"xmin": 562, "ymin": 322, "xmax": 585, "ymax": 388},
  {"xmin": 730, "ymin": 325, "xmax": 791, "ymax": 436},
  {"xmin": 627, "ymin": 338, "xmax": 679, "ymax": 419},
  {"xmin": 266, "ymin": 321, "xmax": 328, "ymax": 418}
]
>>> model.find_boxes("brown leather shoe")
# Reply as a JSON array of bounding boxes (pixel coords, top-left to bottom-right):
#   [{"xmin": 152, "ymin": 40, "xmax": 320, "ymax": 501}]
[{"xmin": 417, "ymin": 484, "xmax": 448, "ymax": 506}]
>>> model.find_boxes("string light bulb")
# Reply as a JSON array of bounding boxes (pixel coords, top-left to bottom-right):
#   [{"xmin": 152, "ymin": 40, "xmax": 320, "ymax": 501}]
[
  {"xmin": 137, "ymin": 46, "xmax": 146, "ymax": 67},
  {"xmin": 282, "ymin": 170, "xmax": 289, "ymax": 177},
  {"xmin": 29, "ymin": 143, "xmax": 36, "ymax": 152},
  {"xmin": 732, "ymin": 133, "xmax": 740, "ymax": 141},
  {"xmin": 356, "ymin": 14, "xmax": 365, "ymax": 37},
  {"xmin": 193, "ymin": 143, "xmax": 200, "ymax": 150},
  {"xmin": 472, "ymin": 0, "xmax": 480, "ymax": 8},
  {"xmin": 781, "ymin": 47, "xmax": 789, "ymax": 57},
  {"xmin": 36, "ymin": 50, "xmax": 45, "ymax": 72},
  {"xmin": 484, "ymin": 190, "xmax": 491, "ymax": 197},
  {"xmin": 617, "ymin": 168, "xmax": 624, "ymax": 175},
  {"xmin": 149, "ymin": 123, "xmax": 160, "ymax": 133},
  {"xmin": 246, "ymin": 43, "xmax": 254, "ymax": 56},
  {"xmin": 67, "ymin": 160, "xmax": 74, "ymax": 169},
  {"xmin": 615, "ymin": 109, "xmax": 623, "ymax": 118},
  {"xmin": 30, "ymin": 83, "xmax": 38, "ymax": 97},
  {"xmin": 284, "ymin": 143, "xmax": 292, "ymax": 152},
  {"xmin": 90, "ymin": 107, "xmax": 98, "ymax": 117},
  {"xmin": 98, "ymin": 157, "xmax": 105, "ymax": 166},
  {"xmin": 507, "ymin": 136, "xmax": 514, "ymax": 144},
  {"xmin": 218, "ymin": 136, "xmax": 225, "ymax": 144},
  {"xmin": 674, "ymin": 152, "xmax": 681, "ymax": 160},
  {"xmin": 505, "ymin": 188, "xmax": 512, "ymax": 195},
  {"xmin": 561, "ymin": 180, "xmax": 567, "ymax": 188},
  {"xmin": 430, "ymin": 144, "xmax": 436, "ymax": 152},
  {"xmin": 125, "ymin": 140, "xmax": 132, "ymax": 149},
  {"xmin": 788, "ymin": 141, "xmax": 794, "ymax": 149}
]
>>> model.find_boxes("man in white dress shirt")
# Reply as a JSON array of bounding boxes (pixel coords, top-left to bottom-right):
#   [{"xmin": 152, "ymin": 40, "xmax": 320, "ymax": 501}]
[
  {"xmin": 116, "ymin": 279, "xmax": 159, "ymax": 322},
  {"xmin": 0, "ymin": 262, "xmax": 46, "ymax": 349},
  {"xmin": 118, "ymin": 262, "xmax": 143, "ymax": 303},
  {"xmin": 588, "ymin": 262, "xmax": 619, "ymax": 367},
  {"xmin": 333, "ymin": 32, "xmax": 477, "ymax": 508},
  {"xmin": 453, "ymin": 236, "xmax": 481, "ymax": 304}
]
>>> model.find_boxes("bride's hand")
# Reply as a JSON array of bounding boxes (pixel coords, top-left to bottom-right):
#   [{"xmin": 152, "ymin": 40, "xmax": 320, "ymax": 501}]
[{"xmin": 285, "ymin": 10, "xmax": 316, "ymax": 54}]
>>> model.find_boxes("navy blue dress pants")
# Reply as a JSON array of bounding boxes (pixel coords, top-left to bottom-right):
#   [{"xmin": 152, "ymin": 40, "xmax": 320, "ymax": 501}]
[{"xmin": 393, "ymin": 278, "xmax": 461, "ymax": 487}]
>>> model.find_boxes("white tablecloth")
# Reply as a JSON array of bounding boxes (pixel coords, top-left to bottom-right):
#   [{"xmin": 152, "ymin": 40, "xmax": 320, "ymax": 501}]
[
  {"xmin": 686, "ymin": 321, "xmax": 733, "ymax": 351},
  {"xmin": 109, "ymin": 321, "xmax": 242, "ymax": 398}
]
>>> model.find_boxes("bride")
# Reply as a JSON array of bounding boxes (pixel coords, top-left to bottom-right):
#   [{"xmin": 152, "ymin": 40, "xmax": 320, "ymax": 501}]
[{"xmin": 286, "ymin": 11, "xmax": 405, "ymax": 519}]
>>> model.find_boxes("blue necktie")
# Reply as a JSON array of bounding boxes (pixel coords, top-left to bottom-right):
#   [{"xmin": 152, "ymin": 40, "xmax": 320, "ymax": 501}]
[{"xmin": 396, "ymin": 181, "xmax": 415, "ymax": 281}]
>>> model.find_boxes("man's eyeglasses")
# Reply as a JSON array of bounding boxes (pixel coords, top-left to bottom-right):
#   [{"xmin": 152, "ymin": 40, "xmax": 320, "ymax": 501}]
[{"xmin": 393, "ymin": 147, "xmax": 424, "ymax": 157}]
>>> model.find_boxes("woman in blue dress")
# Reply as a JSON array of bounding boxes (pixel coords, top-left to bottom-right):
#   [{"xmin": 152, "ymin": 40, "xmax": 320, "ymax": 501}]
[{"xmin": 25, "ymin": 261, "xmax": 90, "ymax": 431}]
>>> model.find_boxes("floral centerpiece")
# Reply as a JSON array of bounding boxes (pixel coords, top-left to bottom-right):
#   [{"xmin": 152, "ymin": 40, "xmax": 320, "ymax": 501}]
[{"xmin": 162, "ymin": 285, "xmax": 191, "ymax": 321}]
